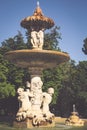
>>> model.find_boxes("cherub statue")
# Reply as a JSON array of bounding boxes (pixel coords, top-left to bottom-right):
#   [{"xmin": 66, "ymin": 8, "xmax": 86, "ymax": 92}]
[
  {"xmin": 16, "ymin": 86, "xmax": 34, "ymax": 121},
  {"xmin": 42, "ymin": 88, "xmax": 54, "ymax": 115},
  {"xmin": 31, "ymin": 28, "xmax": 44, "ymax": 49}
]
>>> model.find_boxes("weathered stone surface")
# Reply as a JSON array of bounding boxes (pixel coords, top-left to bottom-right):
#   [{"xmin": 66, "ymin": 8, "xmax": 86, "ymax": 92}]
[
  {"xmin": 5, "ymin": 49, "xmax": 70, "ymax": 68},
  {"xmin": 13, "ymin": 118, "xmax": 55, "ymax": 128}
]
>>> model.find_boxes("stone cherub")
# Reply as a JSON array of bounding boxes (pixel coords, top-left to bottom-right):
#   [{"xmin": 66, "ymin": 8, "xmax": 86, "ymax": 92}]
[
  {"xmin": 16, "ymin": 85, "xmax": 34, "ymax": 121},
  {"xmin": 31, "ymin": 29, "xmax": 44, "ymax": 49},
  {"xmin": 16, "ymin": 77, "xmax": 54, "ymax": 125}
]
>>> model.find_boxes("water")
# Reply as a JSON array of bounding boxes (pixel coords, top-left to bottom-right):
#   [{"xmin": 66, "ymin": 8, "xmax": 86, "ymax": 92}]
[{"xmin": 0, "ymin": 123, "xmax": 87, "ymax": 130}]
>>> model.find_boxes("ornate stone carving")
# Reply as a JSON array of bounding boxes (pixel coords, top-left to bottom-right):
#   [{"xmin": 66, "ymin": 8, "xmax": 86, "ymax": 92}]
[
  {"xmin": 31, "ymin": 29, "xmax": 44, "ymax": 49},
  {"xmin": 16, "ymin": 77, "xmax": 54, "ymax": 126}
]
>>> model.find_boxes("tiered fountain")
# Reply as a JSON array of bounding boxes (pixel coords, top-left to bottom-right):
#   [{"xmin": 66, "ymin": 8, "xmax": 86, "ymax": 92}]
[{"xmin": 5, "ymin": 2, "xmax": 70, "ymax": 128}]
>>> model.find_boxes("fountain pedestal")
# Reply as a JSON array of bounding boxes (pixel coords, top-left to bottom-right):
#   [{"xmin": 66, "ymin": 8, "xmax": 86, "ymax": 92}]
[
  {"xmin": 65, "ymin": 112, "xmax": 84, "ymax": 126},
  {"xmin": 65, "ymin": 105, "xmax": 84, "ymax": 126},
  {"xmin": 13, "ymin": 118, "xmax": 55, "ymax": 128}
]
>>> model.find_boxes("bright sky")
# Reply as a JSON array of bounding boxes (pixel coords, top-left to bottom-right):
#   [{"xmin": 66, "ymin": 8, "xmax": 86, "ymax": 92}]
[{"xmin": 0, "ymin": 0, "xmax": 87, "ymax": 63}]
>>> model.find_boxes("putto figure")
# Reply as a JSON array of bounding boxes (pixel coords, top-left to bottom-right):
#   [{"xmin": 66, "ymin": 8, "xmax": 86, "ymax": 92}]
[{"xmin": 31, "ymin": 29, "xmax": 44, "ymax": 49}]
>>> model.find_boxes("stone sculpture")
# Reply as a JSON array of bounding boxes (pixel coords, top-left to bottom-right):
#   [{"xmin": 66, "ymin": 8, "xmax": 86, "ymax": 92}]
[
  {"xmin": 65, "ymin": 105, "xmax": 84, "ymax": 126},
  {"xmin": 16, "ymin": 87, "xmax": 34, "ymax": 121},
  {"xmin": 42, "ymin": 88, "xmax": 54, "ymax": 115},
  {"xmin": 31, "ymin": 29, "xmax": 44, "ymax": 49},
  {"xmin": 5, "ymin": 1, "xmax": 70, "ymax": 128},
  {"xmin": 16, "ymin": 77, "xmax": 55, "ymax": 126}
]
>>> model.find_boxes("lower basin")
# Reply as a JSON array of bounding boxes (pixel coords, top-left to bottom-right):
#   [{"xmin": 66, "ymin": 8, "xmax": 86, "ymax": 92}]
[
  {"xmin": 0, "ymin": 122, "xmax": 87, "ymax": 130},
  {"xmin": 0, "ymin": 117, "xmax": 87, "ymax": 130}
]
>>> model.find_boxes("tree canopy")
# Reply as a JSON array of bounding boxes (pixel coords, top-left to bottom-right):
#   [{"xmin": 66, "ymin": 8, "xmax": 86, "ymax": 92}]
[{"xmin": 82, "ymin": 37, "xmax": 87, "ymax": 54}]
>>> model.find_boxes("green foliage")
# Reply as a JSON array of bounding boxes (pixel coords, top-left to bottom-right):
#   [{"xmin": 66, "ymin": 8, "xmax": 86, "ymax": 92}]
[
  {"xmin": 43, "ymin": 61, "xmax": 72, "ymax": 104},
  {"xmin": 82, "ymin": 38, "xmax": 87, "ymax": 54},
  {"xmin": 74, "ymin": 61, "xmax": 87, "ymax": 98},
  {"xmin": 56, "ymin": 60, "xmax": 87, "ymax": 117},
  {"xmin": 0, "ymin": 54, "xmax": 9, "ymax": 82},
  {"xmin": 0, "ymin": 31, "xmax": 27, "ymax": 55},
  {"xmin": 56, "ymin": 61, "xmax": 77, "ymax": 116},
  {"xmin": 25, "ymin": 31, "xmax": 32, "ymax": 49},
  {"xmin": 43, "ymin": 69, "xmax": 59, "ymax": 104},
  {"xmin": 0, "ymin": 54, "xmax": 16, "ymax": 98},
  {"xmin": 44, "ymin": 26, "xmax": 61, "ymax": 50},
  {"xmin": 0, "ymin": 82, "xmax": 15, "ymax": 98}
]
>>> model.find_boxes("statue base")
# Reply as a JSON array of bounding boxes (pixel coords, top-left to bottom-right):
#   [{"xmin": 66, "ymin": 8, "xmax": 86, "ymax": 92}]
[{"xmin": 13, "ymin": 118, "xmax": 55, "ymax": 128}]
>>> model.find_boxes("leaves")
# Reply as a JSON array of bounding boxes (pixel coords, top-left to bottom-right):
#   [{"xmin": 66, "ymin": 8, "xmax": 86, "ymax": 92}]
[
  {"xmin": 82, "ymin": 38, "xmax": 87, "ymax": 54},
  {"xmin": 44, "ymin": 26, "xmax": 61, "ymax": 50},
  {"xmin": 0, "ymin": 82, "xmax": 15, "ymax": 99}
]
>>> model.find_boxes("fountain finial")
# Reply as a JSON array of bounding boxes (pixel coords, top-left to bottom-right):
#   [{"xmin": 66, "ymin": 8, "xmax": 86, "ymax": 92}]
[
  {"xmin": 37, "ymin": 1, "xmax": 40, "ymax": 7},
  {"xmin": 73, "ymin": 104, "xmax": 76, "ymax": 112}
]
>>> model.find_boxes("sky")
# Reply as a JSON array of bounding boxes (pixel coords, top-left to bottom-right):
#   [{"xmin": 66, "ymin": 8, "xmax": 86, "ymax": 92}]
[{"xmin": 0, "ymin": 0, "xmax": 87, "ymax": 63}]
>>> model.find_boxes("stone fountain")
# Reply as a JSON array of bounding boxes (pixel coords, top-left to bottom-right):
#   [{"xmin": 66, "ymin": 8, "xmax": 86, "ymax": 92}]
[
  {"xmin": 65, "ymin": 104, "xmax": 84, "ymax": 126},
  {"xmin": 5, "ymin": 2, "xmax": 70, "ymax": 128}
]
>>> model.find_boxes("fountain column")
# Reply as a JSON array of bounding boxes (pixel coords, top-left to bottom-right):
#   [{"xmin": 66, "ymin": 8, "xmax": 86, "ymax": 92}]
[{"xmin": 28, "ymin": 67, "xmax": 43, "ymax": 78}]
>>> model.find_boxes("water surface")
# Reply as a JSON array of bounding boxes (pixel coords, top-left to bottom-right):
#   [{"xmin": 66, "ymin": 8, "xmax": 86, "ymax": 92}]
[{"xmin": 0, "ymin": 123, "xmax": 87, "ymax": 130}]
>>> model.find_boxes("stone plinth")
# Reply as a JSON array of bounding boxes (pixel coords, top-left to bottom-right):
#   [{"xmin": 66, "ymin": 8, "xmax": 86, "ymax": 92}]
[{"xmin": 13, "ymin": 118, "xmax": 55, "ymax": 128}]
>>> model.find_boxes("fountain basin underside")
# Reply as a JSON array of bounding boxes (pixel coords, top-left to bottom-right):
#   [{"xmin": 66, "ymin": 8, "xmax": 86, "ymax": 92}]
[{"xmin": 5, "ymin": 49, "xmax": 70, "ymax": 69}]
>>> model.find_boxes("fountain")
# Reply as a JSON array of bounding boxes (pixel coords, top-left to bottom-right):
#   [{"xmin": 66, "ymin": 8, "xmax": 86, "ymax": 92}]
[
  {"xmin": 5, "ymin": 2, "xmax": 70, "ymax": 128},
  {"xmin": 65, "ymin": 104, "xmax": 84, "ymax": 126}
]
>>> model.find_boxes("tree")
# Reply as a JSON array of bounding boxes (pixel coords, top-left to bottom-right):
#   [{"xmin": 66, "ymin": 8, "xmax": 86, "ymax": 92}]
[
  {"xmin": 82, "ymin": 38, "xmax": 87, "ymax": 54},
  {"xmin": 44, "ymin": 26, "xmax": 61, "ymax": 50},
  {"xmin": 0, "ymin": 31, "xmax": 30, "ymax": 91},
  {"xmin": 53, "ymin": 60, "xmax": 76, "ymax": 116},
  {"xmin": 43, "ymin": 67, "xmax": 62, "ymax": 104},
  {"xmin": 74, "ymin": 61, "xmax": 87, "ymax": 117},
  {"xmin": 0, "ymin": 54, "xmax": 15, "ymax": 99},
  {"xmin": 0, "ymin": 31, "xmax": 27, "ymax": 55},
  {"xmin": 56, "ymin": 61, "xmax": 87, "ymax": 118},
  {"xmin": 7, "ymin": 64, "xmax": 25, "ymax": 90}
]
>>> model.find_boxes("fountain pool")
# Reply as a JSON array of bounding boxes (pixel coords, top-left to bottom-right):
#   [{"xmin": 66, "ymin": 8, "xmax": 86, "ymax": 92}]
[{"xmin": 0, "ymin": 122, "xmax": 87, "ymax": 130}]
